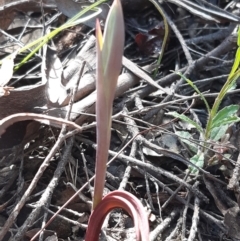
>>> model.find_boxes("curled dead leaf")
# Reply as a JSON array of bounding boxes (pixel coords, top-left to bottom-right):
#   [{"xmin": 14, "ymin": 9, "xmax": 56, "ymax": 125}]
[{"xmin": 0, "ymin": 86, "xmax": 14, "ymax": 97}]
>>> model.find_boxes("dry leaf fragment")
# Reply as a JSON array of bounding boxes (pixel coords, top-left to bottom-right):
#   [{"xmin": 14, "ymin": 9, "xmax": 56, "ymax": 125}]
[
  {"xmin": 44, "ymin": 47, "xmax": 67, "ymax": 106},
  {"xmin": 0, "ymin": 86, "xmax": 14, "ymax": 97},
  {"xmin": 55, "ymin": 0, "xmax": 109, "ymax": 28},
  {"xmin": 0, "ymin": 51, "xmax": 18, "ymax": 87}
]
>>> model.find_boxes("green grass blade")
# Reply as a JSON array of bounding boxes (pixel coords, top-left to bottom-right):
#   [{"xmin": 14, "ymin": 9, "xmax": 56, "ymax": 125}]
[
  {"xmin": 2, "ymin": 0, "xmax": 107, "ymax": 70},
  {"xmin": 167, "ymin": 111, "xmax": 204, "ymax": 134},
  {"xmin": 176, "ymin": 72, "xmax": 211, "ymax": 114}
]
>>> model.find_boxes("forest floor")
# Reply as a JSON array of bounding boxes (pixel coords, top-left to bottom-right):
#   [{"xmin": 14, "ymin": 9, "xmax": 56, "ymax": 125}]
[{"xmin": 1, "ymin": 0, "xmax": 240, "ymax": 240}]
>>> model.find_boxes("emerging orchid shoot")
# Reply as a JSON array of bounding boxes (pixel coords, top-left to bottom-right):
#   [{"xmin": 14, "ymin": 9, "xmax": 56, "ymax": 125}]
[
  {"xmin": 93, "ymin": 0, "xmax": 124, "ymax": 209},
  {"xmin": 85, "ymin": 0, "xmax": 150, "ymax": 240}
]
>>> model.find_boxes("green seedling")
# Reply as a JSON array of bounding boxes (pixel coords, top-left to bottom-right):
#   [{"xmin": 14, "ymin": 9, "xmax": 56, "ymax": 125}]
[
  {"xmin": 168, "ymin": 26, "xmax": 240, "ymax": 172},
  {"xmin": 84, "ymin": 0, "xmax": 149, "ymax": 240},
  {"xmin": 92, "ymin": 0, "xmax": 125, "ymax": 209}
]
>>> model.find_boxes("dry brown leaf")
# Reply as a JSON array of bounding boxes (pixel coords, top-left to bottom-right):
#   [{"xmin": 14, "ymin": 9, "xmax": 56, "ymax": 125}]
[
  {"xmin": 0, "ymin": 86, "xmax": 14, "ymax": 97},
  {"xmin": 0, "ymin": 0, "xmax": 55, "ymax": 31},
  {"xmin": 55, "ymin": 0, "xmax": 109, "ymax": 28},
  {"xmin": 167, "ymin": 0, "xmax": 240, "ymax": 23},
  {"xmin": 44, "ymin": 47, "xmax": 67, "ymax": 106}
]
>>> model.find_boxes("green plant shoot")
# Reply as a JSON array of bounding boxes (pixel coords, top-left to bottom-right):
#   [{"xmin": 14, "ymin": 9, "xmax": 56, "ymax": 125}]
[
  {"xmin": 168, "ymin": 26, "xmax": 240, "ymax": 172},
  {"xmin": 84, "ymin": 1, "xmax": 150, "ymax": 240},
  {"xmin": 93, "ymin": 0, "xmax": 124, "ymax": 209}
]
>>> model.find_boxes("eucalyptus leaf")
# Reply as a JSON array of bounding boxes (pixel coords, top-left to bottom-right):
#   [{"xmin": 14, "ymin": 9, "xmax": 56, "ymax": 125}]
[{"xmin": 167, "ymin": 111, "xmax": 204, "ymax": 134}]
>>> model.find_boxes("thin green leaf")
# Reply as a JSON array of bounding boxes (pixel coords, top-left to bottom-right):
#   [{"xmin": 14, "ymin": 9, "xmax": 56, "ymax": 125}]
[
  {"xmin": 12, "ymin": 0, "xmax": 106, "ymax": 70},
  {"xmin": 211, "ymin": 105, "xmax": 239, "ymax": 128},
  {"xmin": 167, "ymin": 111, "xmax": 204, "ymax": 134},
  {"xmin": 228, "ymin": 68, "xmax": 240, "ymax": 85},
  {"xmin": 228, "ymin": 27, "xmax": 240, "ymax": 79},
  {"xmin": 176, "ymin": 72, "xmax": 211, "ymax": 114},
  {"xmin": 210, "ymin": 125, "xmax": 229, "ymax": 141},
  {"xmin": 238, "ymin": 26, "xmax": 240, "ymax": 47},
  {"xmin": 229, "ymin": 47, "xmax": 240, "ymax": 79}
]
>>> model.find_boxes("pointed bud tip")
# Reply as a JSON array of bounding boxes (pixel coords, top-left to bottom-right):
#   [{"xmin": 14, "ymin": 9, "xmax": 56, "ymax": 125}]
[{"xmin": 96, "ymin": 19, "xmax": 103, "ymax": 50}]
